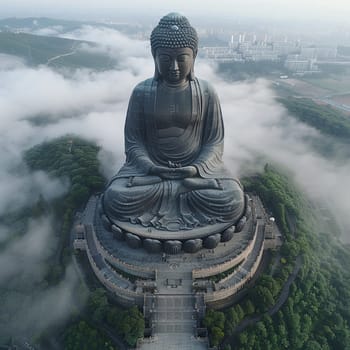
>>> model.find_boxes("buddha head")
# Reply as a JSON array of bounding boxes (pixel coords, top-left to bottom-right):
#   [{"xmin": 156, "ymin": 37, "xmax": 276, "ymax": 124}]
[{"xmin": 150, "ymin": 13, "xmax": 198, "ymax": 84}]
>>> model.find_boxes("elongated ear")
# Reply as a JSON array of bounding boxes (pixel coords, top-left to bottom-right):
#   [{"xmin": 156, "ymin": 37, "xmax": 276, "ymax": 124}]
[
  {"xmin": 153, "ymin": 56, "xmax": 161, "ymax": 80},
  {"xmin": 153, "ymin": 49, "xmax": 162, "ymax": 81},
  {"xmin": 154, "ymin": 68, "xmax": 160, "ymax": 80},
  {"xmin": 189, "ymin": 66, "xmax": 195, "ymax": 80},
  {"xmin": 189, "ymin": 49, "xmax": 197, "ymax": 80}
]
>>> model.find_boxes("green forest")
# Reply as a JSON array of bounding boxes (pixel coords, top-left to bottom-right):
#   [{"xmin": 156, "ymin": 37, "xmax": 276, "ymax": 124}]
[
  {"xmin": 0, "ymin": 31, "xmax": 115, "ymax": 69},
  {"xmin": 64, "ymin": 288, "xmax": 144, "ymax": 349},
  {"xmin": 203, "ymin": 165, "xmax": 350, "ymax": 349},
  {"xmin": 279, "ymin": 97, "xmax": 350, "ymax": 139},
  {"xmin": 24, "ymin": 135, "xmax": 106, "ymax": 263},
  {"xmin": 0, "ymin": 136, "xmax": 144, "ymax": 349}
]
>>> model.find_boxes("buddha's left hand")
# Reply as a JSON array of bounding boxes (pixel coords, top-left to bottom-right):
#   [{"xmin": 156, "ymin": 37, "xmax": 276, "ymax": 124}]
[{"xmin": 161, "ymin": 166, "xmax": 197, "ymax": 179}]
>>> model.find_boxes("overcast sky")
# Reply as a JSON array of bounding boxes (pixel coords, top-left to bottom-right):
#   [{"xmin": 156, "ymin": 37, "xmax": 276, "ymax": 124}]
[{"xmin": 1, "ymin": 0, "xmax": 350, "ymax": 23}]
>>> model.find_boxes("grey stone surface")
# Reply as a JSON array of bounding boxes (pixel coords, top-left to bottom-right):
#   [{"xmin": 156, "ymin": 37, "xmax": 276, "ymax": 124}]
[
  {"xmin": 221, "ymin": 226, "xmax": 235, "ymax": 242},
  {"xmin": 139, "ymin": 333, "xmax": 208, "ymax": 350}
]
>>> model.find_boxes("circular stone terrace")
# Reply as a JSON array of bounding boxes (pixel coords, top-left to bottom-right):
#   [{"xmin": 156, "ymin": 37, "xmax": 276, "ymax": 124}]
[{"xmin": 74, "ymin": 194, "xmax": 268, "ymax": 309}]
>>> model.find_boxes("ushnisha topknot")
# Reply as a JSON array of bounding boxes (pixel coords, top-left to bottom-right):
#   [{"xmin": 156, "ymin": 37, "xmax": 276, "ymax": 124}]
[{"xmin": 150, "ymin": 13, "xmax": 198, "ymax": 56}]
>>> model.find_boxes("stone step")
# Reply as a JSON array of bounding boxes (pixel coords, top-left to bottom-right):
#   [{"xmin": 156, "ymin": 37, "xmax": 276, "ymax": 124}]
[{"xmin": 155, "ymin": 322, "xmax": 196, "ymax": 334}]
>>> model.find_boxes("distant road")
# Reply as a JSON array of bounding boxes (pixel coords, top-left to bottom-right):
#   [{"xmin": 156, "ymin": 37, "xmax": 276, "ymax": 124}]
[
  {"xmin": 317, "ymin": 97, "xmax": 350, "ymax": 113},
  {"xmin": 273, "ymin": 77, "xmax": 350, "ymax": 114},
  {"xmin": 46, "ymin": 50, "xmax": 77, "ymax": 65},
  {"xmin": 46, "ymin": 44, "xmax": 77, "ymax": 65}
]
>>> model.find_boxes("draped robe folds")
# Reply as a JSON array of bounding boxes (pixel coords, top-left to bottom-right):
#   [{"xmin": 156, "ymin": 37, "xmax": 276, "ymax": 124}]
[{"xmin": 103, "ymin": 78, "xmax": 245, "ymax": 231}]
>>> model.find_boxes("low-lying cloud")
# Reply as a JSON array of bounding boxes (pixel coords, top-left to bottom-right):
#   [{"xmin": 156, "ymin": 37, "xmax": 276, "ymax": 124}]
[
  {"xmin": 62, "ymin": 25, "xmax": 149, "ymax": 59},
  {"xmin": 0, "ymin": 217, "xmax": 85, "ymax": 338},
  {"xmin": 217, "ymin": 78, "xmax": 350, "ymax": 236}
]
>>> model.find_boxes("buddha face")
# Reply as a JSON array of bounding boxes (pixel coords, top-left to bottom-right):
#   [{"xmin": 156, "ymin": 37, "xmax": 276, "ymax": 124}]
[{"xmin": 155, "ymin": 47, "xmax": 194, "ymax": 85}]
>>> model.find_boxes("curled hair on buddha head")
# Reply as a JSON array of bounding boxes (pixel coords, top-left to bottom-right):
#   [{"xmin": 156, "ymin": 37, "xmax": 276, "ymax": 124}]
[{"xmin": 151, "ymin": 13, "xmax": 198, "ymax": 80}]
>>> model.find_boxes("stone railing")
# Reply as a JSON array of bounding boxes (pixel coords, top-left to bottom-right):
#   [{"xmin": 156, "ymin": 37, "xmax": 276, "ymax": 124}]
[
  {"xmin": 93, "ymin": 223, "xmax": 156, "ymax": 279},
  {"xmin": 85, "ymin": 234, "xmax": 144, "ymax": 306},
  {"xmin": 204, "ymin": 226, "xmax": 265, "ymax": 306},
  {"xmin": 192, "ymin": 221, "xmax": 259, "ymax": 279}
]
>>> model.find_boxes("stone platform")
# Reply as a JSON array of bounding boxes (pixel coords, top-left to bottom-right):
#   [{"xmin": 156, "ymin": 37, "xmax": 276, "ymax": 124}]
[
  {"xmin": 74, "ymin": 194, "xmax": 268, "ymax": 306},
  {"xmin": 73, "ymin": 194, "xmax": 271, "ymax": 348}
]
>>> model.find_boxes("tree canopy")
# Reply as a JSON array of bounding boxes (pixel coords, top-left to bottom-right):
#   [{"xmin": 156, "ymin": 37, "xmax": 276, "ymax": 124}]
[{"xmin": 206, "ymin": 166, "xmax": 350, "ymax": 350}]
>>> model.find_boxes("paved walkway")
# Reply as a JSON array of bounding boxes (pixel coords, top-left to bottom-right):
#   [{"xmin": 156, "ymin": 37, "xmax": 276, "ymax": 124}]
[
  {"xmin": 139, "ymin": 333, "xmax": 208, "ymax": 350},
  {"xmin": 222, "ymin": 255, "xmax": 302, "ymax": 347}
]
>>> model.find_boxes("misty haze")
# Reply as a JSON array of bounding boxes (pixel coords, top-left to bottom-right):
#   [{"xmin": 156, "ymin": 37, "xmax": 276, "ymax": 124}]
[{"xmin": 1, "ymin": 2, "xmax": 350, "ymax": 349}]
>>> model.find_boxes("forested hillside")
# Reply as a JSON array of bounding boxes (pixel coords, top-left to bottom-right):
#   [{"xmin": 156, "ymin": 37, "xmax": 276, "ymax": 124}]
[
  {"xmin": 24, "ymin": 136, "xmax": 144, "ymax": 349},
  {"xmin": 25, "ymin": 138, "xmax": 350, "ymax": 350},
  {"xmin": 0, "ymin": 32, "xmax": 115, "ymax": 69},
  {"xmin": 0, "ymin": 136, "xmax": 144, "ymax": 349},
  {"xmin": 279, "ymin": 97, "xmax": 350, "ymax": 139},
  {"xmin": 204, "ymin": 166, "xmax": 350, "ymax": 349},
  {"xmin": 24, "ymin": 136, "xmax": 105, "ymax": 246}
]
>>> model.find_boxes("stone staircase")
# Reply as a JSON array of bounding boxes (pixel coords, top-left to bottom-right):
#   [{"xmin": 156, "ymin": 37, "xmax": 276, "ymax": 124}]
[{"xmin": 140, "ymin": 269, "xmax": 208, "ymax": 349}]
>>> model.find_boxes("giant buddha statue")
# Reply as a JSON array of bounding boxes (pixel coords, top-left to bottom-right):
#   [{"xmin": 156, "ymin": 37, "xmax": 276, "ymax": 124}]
[{"xmin": 102, "ymin": 13, "xmax": 246, "ymax": 237}]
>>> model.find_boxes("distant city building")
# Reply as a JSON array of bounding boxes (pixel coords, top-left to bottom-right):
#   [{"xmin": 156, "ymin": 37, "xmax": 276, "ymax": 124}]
[
  {"xmin": 300, "ymin": 47, "xmax": 317, "ymax": 59},
  {"xmin": 272, "ymin": 41, "xmax": 300, "ymax": 55},
  {"xmin": 200, "ymin": 33, "xmax": 302, "ymax": 64},
  {"xmin": 300, "ymin": 46, "xmax": 338, "ymax": 61},
  {"xmin": 200, "ymin": 46, "xmax": 243, "ymax": 61},
  {"xmin": 200, "ymin": 31, "xmax": 331, "ymax": 74},
  {"xmin": 316, "ymin": 47, "xmax": 338, "ymax": 60},
  {"xmin": 285, "ymin": 55, "xmax": 319, "ymax": 74}
]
